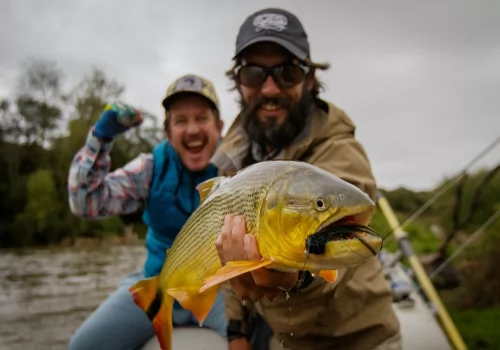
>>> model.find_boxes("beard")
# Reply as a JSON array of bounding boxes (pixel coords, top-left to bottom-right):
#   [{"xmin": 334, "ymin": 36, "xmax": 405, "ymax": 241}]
[{"xmin": 239, "ymin": 90, "xmax": 314, "ymax": 158}]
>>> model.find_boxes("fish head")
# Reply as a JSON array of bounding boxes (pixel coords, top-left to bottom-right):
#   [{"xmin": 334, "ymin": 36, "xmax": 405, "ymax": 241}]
[{"xmin": 259, "ymin": 163, "xmax": 382, "ymax": 270}]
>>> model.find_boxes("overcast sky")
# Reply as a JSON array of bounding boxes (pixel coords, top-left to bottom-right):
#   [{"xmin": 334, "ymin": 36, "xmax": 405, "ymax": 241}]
[{"xmin": 1, "ymin": 0, "xmax": 499, "ymax": 191}]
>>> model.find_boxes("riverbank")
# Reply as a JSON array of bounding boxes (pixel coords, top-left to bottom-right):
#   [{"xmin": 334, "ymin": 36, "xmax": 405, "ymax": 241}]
[
  {"xmin": 0, "ymin": 227, "xmax": 144, "ymax": 253},
  {"xmin": 0, "ymin": 244, "xmax": 146, "ymax": 350}
]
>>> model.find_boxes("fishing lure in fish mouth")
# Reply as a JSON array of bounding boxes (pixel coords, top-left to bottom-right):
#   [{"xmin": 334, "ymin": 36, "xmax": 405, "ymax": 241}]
[{"xmin": 306, "ymin": 222, "xmax": 382, "ymax": 256}]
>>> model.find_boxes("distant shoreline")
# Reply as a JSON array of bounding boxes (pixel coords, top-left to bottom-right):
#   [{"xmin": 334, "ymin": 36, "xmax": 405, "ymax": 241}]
[{"xmin": 0, "ymin": 234, "xmax": 145, "ymax": 252}]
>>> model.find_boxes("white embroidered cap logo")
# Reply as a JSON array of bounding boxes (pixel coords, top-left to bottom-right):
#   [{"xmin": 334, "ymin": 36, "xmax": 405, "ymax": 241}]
[
  {"xmin": 252, "ymin": 13, "xmax": 288, "ymax": 32},
  {"xmin": 175, "ymin": 75, "xmax": 203, "ymax": 92}
]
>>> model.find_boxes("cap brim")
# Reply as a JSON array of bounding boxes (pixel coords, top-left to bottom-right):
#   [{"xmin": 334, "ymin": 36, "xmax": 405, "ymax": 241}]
[
  {"xmin": 234, "ymin": 36, "xmax": 308, "ymax": 61},
  {"xmin": 162, "ymin": 90, "xmax": 217, "ymax": 111}
]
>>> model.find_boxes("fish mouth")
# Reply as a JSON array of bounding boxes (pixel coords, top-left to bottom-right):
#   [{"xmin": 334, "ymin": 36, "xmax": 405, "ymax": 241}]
[
  {"xmin": 304, "ymin": 206, "xmax": 382, "ymax": 269},
  {"xmin": 312, "ymin": 204, "xmax": 371, "ymax": 233}
]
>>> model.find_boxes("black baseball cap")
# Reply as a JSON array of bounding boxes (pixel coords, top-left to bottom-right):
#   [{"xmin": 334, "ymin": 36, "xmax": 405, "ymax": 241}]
[{"xmin": 234, "ymin": 8, "xmax": 310, "ymax": 61}]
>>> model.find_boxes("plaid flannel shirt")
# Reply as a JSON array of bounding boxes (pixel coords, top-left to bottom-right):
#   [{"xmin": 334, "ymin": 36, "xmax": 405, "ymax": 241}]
[{"xmin": 68, "ymin": 129, "xmax": 154, "ymax": 219}]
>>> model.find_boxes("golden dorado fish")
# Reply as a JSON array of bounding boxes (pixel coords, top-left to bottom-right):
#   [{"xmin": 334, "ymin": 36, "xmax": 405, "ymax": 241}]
[{"xmin": 129, "ymin": 160, "xmax": 382, "ymax": 350}]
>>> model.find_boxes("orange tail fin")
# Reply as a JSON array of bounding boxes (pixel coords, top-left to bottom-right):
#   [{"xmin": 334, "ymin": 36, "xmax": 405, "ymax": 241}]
[{"xmin": 129, "ymin": 276, "xmax": 174, "ymax": 350}]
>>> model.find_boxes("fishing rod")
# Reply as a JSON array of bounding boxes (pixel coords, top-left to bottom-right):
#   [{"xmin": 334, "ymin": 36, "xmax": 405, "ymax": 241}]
[
  {"xmin": 374, "ymin": 136, "xmax": 500, "ymax": 350},
  {"xmin": 378, "ymin": 198, "xmax": 500, "ymax": 349},
  {"xmin": 382, "ymin": 135, "xmax": 500, "ymax": 243},
  {"xmin": 377, "ymin": 193, "xmax": 468, "ymax": 350}
]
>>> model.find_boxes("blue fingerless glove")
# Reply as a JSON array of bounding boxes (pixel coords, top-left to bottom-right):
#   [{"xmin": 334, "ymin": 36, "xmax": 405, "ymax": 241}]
[{"xmin": 93, "ymin": 103, "xmax": 138, "ymax": 140}]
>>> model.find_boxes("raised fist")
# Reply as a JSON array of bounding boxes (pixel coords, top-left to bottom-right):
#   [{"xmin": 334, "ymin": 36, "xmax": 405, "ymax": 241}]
[{"xmin": 93, "ymin": 102, "xmax": 143, "ymax": 140}]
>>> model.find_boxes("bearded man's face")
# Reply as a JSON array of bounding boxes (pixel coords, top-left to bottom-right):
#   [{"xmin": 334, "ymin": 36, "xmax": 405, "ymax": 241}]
[{"xmin": 235, "ymin": 42, "xmax": 315, "ymax": 153}]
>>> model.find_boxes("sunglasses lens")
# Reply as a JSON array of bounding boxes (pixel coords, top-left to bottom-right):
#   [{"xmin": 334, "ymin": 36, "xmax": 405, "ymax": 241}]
[
  {"xmin": 238, "ymin": 66, "xmax": 266, "ymax": 88},
  {"xmin": 276, "ymin": 65, "xmax": 305, "ymax": 87},
  {"xmin": 237, "ymin": 64, "xmax": 307, "ymax": 88}
]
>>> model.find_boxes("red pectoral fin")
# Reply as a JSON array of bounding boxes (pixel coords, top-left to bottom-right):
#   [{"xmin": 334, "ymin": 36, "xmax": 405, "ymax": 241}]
[{"xmin": 199, "ymin": 258, "xmax": 273, "ymax": 293}]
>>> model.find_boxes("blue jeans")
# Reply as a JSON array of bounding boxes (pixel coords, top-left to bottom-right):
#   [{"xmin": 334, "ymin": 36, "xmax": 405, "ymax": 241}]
[{"xmin": 68, "ymin": 271, "xmax": 227, "ymax": 350}]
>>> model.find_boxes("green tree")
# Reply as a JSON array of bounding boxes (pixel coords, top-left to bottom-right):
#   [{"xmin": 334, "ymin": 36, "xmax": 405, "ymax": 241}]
[
  {"xmin": 11, "ymin": 169, "xmax": 60, "ymax": 245},
  {"xmin": 14, "ymin": 59, "xmax": 64, "ymax": 145},
  {"xmin": 0, "ymin": 60, "xmax": 63, "ymax": 247}
]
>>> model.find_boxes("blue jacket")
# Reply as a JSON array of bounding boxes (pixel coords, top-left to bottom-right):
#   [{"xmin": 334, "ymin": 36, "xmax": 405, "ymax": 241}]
[{"xmin": 142, "ymin": 140, "xmax": 218, "ymax": 280}]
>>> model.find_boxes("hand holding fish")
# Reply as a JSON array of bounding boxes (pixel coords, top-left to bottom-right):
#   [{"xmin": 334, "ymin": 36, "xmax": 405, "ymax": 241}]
[{"xmin": 216, "ymin": 214, "xmax": 299, "ymax": 301}]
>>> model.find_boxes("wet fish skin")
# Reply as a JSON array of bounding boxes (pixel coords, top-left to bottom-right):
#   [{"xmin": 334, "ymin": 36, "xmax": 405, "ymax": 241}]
[{"xmin": 129, "ymin": 160, "xmax": 381, "ymax": 350}]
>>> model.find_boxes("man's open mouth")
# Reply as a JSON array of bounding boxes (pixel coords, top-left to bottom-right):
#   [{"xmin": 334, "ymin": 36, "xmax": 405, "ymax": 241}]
[
  {"xmin": 258, "ymin": 97, "xmax": 291, "ymax": 113},
  {"xmin": 262, "ymin": 102, "xmax": 281, "ymax": 111},
  {"xmin": 185, "ymin": 140, "xmax": 206, "ymax": 154}
]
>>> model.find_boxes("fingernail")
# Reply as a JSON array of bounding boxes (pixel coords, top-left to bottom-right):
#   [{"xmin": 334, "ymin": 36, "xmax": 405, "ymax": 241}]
[
  {"xmin": 244, "ymin": 234, "xmax": 251, "ymax": 251},
  {"xmin": 234, "ymin": 216, "xmax": 242, "ymax": 225}
]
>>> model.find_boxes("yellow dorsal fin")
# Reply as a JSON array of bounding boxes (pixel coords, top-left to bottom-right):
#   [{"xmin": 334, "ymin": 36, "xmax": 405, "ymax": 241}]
[{"xmin": 196, "ymin": 176, "xmax": 225, "ymax": 204}]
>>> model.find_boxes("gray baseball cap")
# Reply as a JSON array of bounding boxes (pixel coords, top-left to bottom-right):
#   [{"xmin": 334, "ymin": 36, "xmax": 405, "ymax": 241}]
[{"xmin": 234, "ymin": 8, "xmax": 310, "ymax": 61}]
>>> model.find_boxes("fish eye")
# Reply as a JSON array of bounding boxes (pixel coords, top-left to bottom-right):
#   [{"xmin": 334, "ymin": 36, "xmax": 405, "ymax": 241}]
[{"xmin": 315, "ymin": 197, "xmax": 327, "ymax": 211}]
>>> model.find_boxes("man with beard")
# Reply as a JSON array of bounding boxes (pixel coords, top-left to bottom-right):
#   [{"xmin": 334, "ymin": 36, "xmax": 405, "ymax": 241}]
[{"xmin": 210, "ymin": 8, "xmax": 402, "ymax": 350}]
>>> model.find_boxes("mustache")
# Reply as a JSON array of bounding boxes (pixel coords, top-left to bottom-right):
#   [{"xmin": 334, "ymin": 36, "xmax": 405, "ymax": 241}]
[
  {"xmin": 239, "ymin": 90, "xmax": 314, "ymax": 156},
  {"xmin": 243, "ymin": 95, "xmax": 292, "ymax": 113}
]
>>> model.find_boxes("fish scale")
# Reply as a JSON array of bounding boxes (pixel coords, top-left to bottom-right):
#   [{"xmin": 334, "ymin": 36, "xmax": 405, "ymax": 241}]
[{"xmin": 160, "ymin": 161, "xmax": 290, "ymax": 287}]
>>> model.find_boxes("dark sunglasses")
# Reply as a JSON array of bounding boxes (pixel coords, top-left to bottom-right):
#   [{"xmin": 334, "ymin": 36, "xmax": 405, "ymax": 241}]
[{"xmin": 235, "ymin": 62, "xmax": 311, "ymax": 89}]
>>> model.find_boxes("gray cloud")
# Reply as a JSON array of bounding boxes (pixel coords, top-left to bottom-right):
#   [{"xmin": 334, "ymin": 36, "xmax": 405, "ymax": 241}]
[{"xmin": 1, "ymin": 0, "xmax": 499, "ymax": 190}]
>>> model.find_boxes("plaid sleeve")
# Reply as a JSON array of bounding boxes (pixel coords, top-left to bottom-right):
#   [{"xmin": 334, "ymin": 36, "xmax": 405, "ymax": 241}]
[{"xmin": 68, "ymin": 129, "xmax": 154, "ymax": 219}]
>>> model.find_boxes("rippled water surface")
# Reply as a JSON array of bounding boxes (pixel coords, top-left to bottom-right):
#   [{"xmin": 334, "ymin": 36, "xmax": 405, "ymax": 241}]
[{"xmin": 0, "ymin": 243, "xmax": 146, "ymax": 350}]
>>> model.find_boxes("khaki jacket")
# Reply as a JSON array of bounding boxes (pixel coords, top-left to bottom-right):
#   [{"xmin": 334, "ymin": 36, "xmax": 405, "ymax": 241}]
[{"xmin": 210, "ymin": 99, "xmax": 400, "ymax": 350}]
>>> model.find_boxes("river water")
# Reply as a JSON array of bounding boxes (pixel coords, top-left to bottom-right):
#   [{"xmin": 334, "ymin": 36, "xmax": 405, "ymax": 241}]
[{"xmin": 0, "ymin": 242, "xmax": 146, "ymax": 350}]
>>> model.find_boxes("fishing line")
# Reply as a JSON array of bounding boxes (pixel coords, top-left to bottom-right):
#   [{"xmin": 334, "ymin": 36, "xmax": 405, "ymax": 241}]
[
  {"xmin": 379, "ymin": 208, "xmax": 500, "ymax": 302},
  {"xmin": 428, "ymin": 207, "xmax": 500, "ymax": 280},
  {"xmin": 381, "ymin": 135, "xmax": 500, "ymax": 243},
  {"xmin": 353, "ymin": 232, "xmax": 380, "ymax": 256},
  {"xmin": 282, "ymin": 242, "xmax": 311, "ymax": 347}
]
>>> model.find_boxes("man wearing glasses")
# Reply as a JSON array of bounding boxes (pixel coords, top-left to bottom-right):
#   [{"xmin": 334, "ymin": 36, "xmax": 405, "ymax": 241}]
[{"xmin": 211, "ymin": 8, "xmax": 402, "ymax": 350}]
